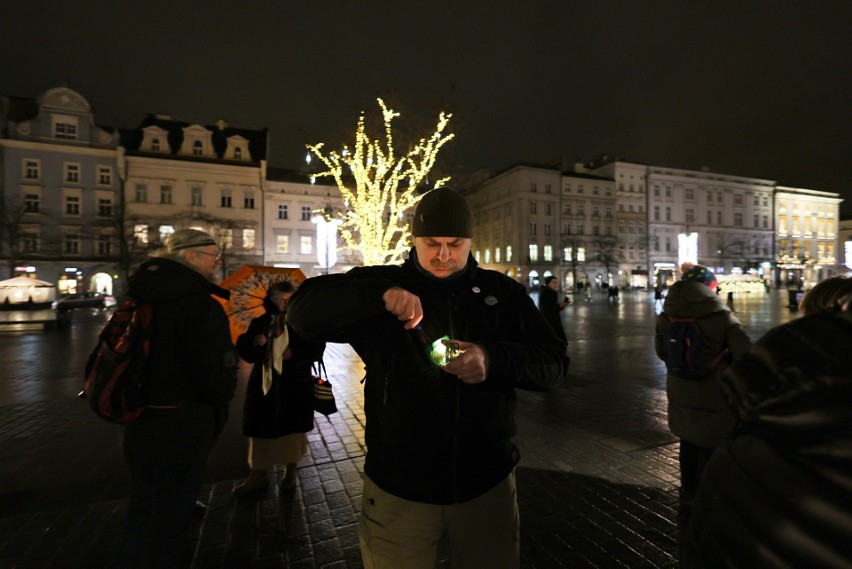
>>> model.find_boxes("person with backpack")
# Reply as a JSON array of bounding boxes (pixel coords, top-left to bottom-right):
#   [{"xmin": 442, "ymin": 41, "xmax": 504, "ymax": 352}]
[
  {"xmin": 232, "ymin": 280, "xmax": 326, "ymax": 497},
  {"xmin": 109, "ymin": 229, "xmax": 238, "ymax": 569},
  {"xmin": 654, "ymin": 265, "xmax": 752, "ymax": 504}
]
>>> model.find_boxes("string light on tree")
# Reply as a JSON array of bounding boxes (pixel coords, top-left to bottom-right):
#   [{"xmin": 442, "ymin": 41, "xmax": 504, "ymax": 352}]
[{"xmin": 306, "ymin": 98, "xmax": 454, "ymax": 266}]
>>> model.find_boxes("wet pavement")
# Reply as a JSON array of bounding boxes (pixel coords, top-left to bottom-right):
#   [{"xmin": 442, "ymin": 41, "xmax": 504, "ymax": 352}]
[{"xmin": 0, "ymin": 288, "xmax": 800, "ymax": 568}]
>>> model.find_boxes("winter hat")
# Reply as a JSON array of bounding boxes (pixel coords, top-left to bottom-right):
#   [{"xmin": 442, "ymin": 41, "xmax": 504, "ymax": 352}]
[
  {"xmin": 166, "ymin": 229, "xmax": 217, "ymax": 252},
  {"xmin": 681, "ymin": 265, "xmax": 718, "ymax": 291},
  {"xmin": 411, "ymin": 187, "xmax": 473, "ymax": 238}
]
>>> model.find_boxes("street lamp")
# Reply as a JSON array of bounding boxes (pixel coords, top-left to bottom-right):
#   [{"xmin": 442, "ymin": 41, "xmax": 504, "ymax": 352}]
[{"xmin": 311, "ymin": 204, "xmax": 341, "ymax": 275}]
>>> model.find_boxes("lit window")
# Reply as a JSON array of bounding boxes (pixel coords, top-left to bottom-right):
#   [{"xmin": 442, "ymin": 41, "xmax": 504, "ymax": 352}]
[
  {"xmin": 529, "ymin": 244, "xmax": 539, "ymax": 262},
  {"xmin": 242, "ymin": 229, "xmax": 255, "ymax": 249},
  {"xmin": 300, "ymin": 235, "xmax": 312, "ymax": 255},
  {"xmin": 134, "ymin": 225, "xmax": 149, "ymax": 244},
  {"xmin": 159, "ymin": 225, "xmax": 175, "ymax": 241},
  {"xmin": 277, "ymin": 235, "xmax": 289, "ymax": 253}
]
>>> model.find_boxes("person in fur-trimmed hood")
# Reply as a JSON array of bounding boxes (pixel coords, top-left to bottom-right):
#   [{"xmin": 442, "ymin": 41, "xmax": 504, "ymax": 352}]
[
  {"xmin": 688, "ymin": 297, "xmax": 852, "ymax": 568},
  {"xmin": 655, "ymin": 265, "xmax": 752, "ymax": 503}
]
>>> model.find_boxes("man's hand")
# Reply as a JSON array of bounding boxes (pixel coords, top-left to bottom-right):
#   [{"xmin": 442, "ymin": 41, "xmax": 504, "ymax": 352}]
[
  {"xmin": 382, "ymin": 287, "xmax": 423, "ymax": 330},
  {"xmin": 442, "ymin": 340, "xmax": 489, "ymax": 384}
]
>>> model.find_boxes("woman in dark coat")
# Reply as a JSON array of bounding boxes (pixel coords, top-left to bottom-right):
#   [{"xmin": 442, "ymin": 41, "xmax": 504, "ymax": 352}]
[{"xmin": 232, "ymin": 281, "xmax": 325, "ymax": 497}]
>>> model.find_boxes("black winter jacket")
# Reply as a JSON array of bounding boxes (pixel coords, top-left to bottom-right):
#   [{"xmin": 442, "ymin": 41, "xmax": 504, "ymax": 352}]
[
  {"xmin": 122, "ymin": 257, "xmax": 238, "ymax": 463},
  {"xmin": 236, "ymin": 312, "xmax": 325, "ymax": 438},
  {"xmin": 689, "ymin": 310, "xmax": 852, "ymax": 568},
  {"xmin": 287, "ymin": 251, "xmax": 569, "ymax": 504}
]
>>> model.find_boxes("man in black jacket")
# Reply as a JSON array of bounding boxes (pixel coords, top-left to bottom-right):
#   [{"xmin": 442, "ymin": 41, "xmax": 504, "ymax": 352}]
[
  {"xmin": 288, "ymin": 187, "xmax": 569, "ymax": 569},
  {"xmin": 109, "ymin": 229, "xmax": 238, "ymax": 569}
]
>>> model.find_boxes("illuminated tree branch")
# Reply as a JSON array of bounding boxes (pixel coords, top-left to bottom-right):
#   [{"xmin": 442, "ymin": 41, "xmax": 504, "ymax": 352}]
[{"xmin": 307, "ymin": 98, "xmax": 454, "ymax": 266}]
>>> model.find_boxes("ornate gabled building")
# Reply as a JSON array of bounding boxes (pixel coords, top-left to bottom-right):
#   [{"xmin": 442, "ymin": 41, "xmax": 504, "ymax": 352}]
[
  {"xmin": 118, "ymin": 114, "xmax": 268, "ymax": 285},
  {"xmin": 0, "ymin": 87, "xmax": 121, "ymax": 294}
]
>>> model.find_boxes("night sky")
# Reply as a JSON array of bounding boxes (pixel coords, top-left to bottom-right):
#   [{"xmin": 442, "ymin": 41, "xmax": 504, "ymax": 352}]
[{"xmin": 2, "ymin": 1, "xmax": 850, "ymax": 217}]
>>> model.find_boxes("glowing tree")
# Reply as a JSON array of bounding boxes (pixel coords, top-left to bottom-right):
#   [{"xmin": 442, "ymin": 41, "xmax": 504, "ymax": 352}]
[{"xmin": 307, "ymin": 98, "xmax": 454, "ymax": 266}]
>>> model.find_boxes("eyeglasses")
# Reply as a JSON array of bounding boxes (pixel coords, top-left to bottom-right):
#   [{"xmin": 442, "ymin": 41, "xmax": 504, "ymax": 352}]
[{"xmin": 194, "ymin": 250, "xmax": 221, "ymax": 261}]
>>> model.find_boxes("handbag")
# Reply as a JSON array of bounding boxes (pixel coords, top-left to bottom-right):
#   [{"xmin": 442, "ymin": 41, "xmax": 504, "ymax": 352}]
[{"xmin": 311, "ymin": 360, "xmax": 337, "ymax": 416}]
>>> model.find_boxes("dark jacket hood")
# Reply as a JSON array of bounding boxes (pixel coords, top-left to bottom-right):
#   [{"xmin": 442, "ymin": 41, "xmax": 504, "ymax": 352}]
[
  {"xmin": 128, "ymin": 257, "xmax": 230, "ymax": 303},
  {"xmin": 663, "ymin": 280, "xmax": 728, "ymax": 318}
]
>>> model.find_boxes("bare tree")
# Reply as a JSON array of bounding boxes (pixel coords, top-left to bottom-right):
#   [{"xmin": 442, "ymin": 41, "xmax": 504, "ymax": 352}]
[
  {"xmin": 0, "ymin": 200, "xmax": 27, "ymax": 279},
  {"xmin": 560, "ymin": 234, "xmax": 586, "ymax": 289},
  {"xmin": 592, "ymin": 237, "xmax": 620, "ymax": 285}
]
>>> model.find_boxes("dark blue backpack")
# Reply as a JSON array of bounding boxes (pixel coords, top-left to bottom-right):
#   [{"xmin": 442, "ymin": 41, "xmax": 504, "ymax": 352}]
[{"xmin": 664, "ymin": 316, "xmax": 725, "ymax": 379}]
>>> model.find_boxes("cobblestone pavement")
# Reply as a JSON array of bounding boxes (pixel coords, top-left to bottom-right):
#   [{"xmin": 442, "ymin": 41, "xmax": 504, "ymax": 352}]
[{"xmin": 0, "ymin": 288, "xmax": 799, "ymax": 568}]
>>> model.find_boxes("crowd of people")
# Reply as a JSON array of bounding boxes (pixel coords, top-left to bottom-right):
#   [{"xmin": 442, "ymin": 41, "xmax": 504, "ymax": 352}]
[{"xmin": 102, "ymin": 189, "xmax": 852, "ymax": 568}]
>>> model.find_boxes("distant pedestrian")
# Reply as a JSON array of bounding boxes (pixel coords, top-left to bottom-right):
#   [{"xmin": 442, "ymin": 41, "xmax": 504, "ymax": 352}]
[
  {"xmin": 654, "ymin": 265, "xmax": 752, "ymax": 504},
  {"xmin": 585, "ymin": 285, "xmax": 592, "ymax": 302},
  {"xmin": 109, "ymin": 229, "xmax": 238, "ymax": 569},
  {"xmin": 538, "ymin": 275, "xmax": 568, "ymax": 345}
]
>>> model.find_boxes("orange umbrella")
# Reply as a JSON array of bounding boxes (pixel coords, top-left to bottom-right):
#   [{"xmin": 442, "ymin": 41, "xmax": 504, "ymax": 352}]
[{"xmin": 217, "ymin": 264, "xmax": 306, "ymax": 344}]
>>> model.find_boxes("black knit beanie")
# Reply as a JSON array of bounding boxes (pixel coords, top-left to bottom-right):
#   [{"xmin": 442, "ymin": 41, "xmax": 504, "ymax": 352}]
[{"xmin": 411, "ymin": 187, "xmax": 473, "ymax": 238}]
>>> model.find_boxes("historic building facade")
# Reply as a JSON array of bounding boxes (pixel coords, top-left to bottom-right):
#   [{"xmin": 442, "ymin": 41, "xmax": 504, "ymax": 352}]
[{"xmin": 0, "ymin": 87, "xmax": 121, "ymax": 294}]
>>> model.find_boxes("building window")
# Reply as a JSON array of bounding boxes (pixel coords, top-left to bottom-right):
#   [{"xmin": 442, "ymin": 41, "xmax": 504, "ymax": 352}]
[
  {"xmin": 665, "ymin": 207, "xmax": 671, "ymax": 222},
  {"xmin": 654, "ymin": 206, "xmax": 660, "ymax": 221},
  {"xmin": 160, "ymin": 185, "xmax": 173, "ymax": 204},
  {"xmin": 301, "ymin": 206, "xmax": 311, "ymax": 221},
  {"xmin": 220, "ymin": 190, "xmax": 232, "ymax": 208},
  {"xmin": 24, "ymin": 160, "xmax": 40, "ymax": 179},
  {"xmin": 484, "ymin": 249, "xmax": 491, "ymax": 264},
  {"xmin": 24, "ymin": 193, "xmax": 40, "ymax": 213},
  {"xmin": 243, "ymin": 229, "xmax": 255, "ymax": 249},
  {"xmin": 506, "ymin": 246, "xmax": 512, "ymax": 263},
  {"xmin": 530, "ymin": 182, "xmax": 537, "ymax": 192},
  {"xmin": 529, "ymin": 223, "xmax": 536, "ymax": 236},
  {"xmin": 234, "ymin": 147, "xmax": 243, "ymax": 159},
  {"xmin": 244, "ymin": 193, "xmax": 255, "ymax": 209},
  {"xmin": 135, "ymin": 184, "xmax": 148, "ymax": 203},
  {"xmin": 495, "ymin": 247, "xmax": 501, "ymax": 263},
  {"xmin": 277, "ymin": 204, "xmax": 288, "ymax": 220},
  {"xmin": 544, "ymin": 224, "xmax": 551, "ymax": 237},
  {"xmin": 529, "ymin": 202, "xmax": 537, "ymax": 214},
  {"xmin": 300, "ymin": 235, "xmax": 312, "ymax": 255},
  {"xmin": 193, "ymin": 140, "xmax": 203, "ymax": 155},
  {"xmin": 592, "ymin": 205, "xmax": 600, "ymax": 218},
  {"xmin": 151, "ymin": 138, "xmax": 161, "ymax": 151},
  {"xmin": 65, "ymin": 195, "xmax": 80, "ymax": 215},
  {"xmin": 717, "ymin": 211, "xmax": 723, "ymax": 225},
  {"xmin": 191, "ymin": 187, "xmax": 203, "ymax": 206},
  {"xmin": 65, "ymin": 163, "xmax": 80, "ymax": 183},
  {"xmin": 21, "ymin": 231, "xmax": 40, "ymax": 252},
  {"xmin": 276, "ymin": 235, "xmax": 289, "ymax": 253},
  {"xmin": 686, "ymin": 209, "xmax": 694, "ymax": 223},
  {"xmin": 529, "ymin": 244, "xmax": 539, "ymax": 262},
  {"xmin": 98, "ymin": 198, "xmax": 112, "ymax": 217},
  {"xmin": 97, "ymin": 235, "xmax": 111, "ymax": 256},
  {"xmin": 98, "ymin": 166, "xmax": 113, "ymax": 185},
  {"xmin": 64, "ymin": 233, "xmax": 80, "ymax": 254},
  {"xmin": 159, "ymin": 225, "xmax": 175, "ymax": 242},
  {"xmin": 686, "ymin": 188, "xmax": 694, "ymax": 200},
  {"xmin": 221, "ymin": 228, "xmax": 234, "ymax": 248},
  {"xmin": 544, "ymin": 203, "xmax": 551, "ymax": 216},
  {"xmin": 54, "ymin": 121, "xmax": 77, "ymax": 140},
  {"xmin": 544, "ymin": 245, "xmax": 553, "ymax": 261},
  {"xmin": 134, "ymin": 225, "xmax": 149, "ymax": 244}
]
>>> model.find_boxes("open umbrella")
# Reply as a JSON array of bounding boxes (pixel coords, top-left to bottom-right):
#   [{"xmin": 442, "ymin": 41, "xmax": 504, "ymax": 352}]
[{"xmin": 217, "ymin": 265, "xmax": 306, "ymax": 343}]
